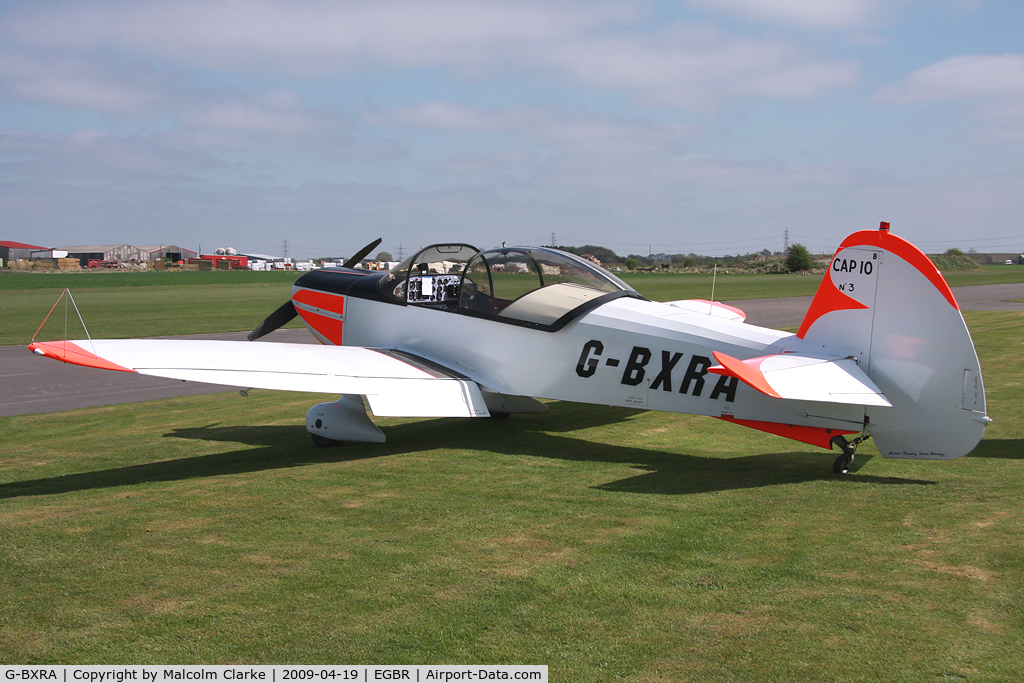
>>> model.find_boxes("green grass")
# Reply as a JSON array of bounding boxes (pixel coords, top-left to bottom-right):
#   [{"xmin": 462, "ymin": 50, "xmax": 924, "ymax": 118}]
[
  {"xmin": 0, "ymin": 312, "xmax": 1022, "ymax": 677},
  {"xmin": 4, "ymin": 284, "xmax": 305, "ymax": 346},
  {"xmin": 6, "ymin": 272, "xmax": 819, "ymax": 345},
  {"xmin": 942, "ymin": 269, "xmax": 1024, "ymax": 287},
  {"xmin": 0, "ymin": 270, "xmax": 302, "ymax": 290},
  {"xmin": 621, "ymin": 271, "xmax": 824, "ymax": 301},
  {"xmin": 0, "ymin": 272, "xmax": 829, "ymax": 345},
  {"xmin": 4, "ymin": 266, "xmax": 1023, "ymax": 346}
]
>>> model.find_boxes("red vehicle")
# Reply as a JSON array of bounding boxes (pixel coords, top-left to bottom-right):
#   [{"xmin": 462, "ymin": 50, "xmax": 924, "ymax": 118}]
[{"xmin": 201, "ymin": 254, "xmax": 249, "ymax": 269}]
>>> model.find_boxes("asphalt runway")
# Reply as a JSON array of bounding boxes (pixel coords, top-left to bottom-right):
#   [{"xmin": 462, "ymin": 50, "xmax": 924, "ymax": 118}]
[{"xmin": 3, "ymin": 283, "xmax": 1022, "ymax": 417}]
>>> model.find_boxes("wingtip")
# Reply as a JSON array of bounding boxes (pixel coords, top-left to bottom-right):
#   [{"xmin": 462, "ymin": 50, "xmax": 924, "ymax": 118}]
[{"xmin": 28, "ymin": 340, "xmax": 135, "ymax": 373}]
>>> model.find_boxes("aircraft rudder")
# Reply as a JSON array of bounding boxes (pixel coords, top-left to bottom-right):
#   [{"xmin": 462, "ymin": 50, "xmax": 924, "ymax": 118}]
[{"xmin": 797, "ymin": 222, "xmax": 987, "ymax": 460}]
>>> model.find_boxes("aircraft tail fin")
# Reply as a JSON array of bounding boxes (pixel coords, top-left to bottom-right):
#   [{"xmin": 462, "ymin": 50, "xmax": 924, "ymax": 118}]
[{"xmin": 795, "ymin": 222, "xmax": 989, "ymax": 459}]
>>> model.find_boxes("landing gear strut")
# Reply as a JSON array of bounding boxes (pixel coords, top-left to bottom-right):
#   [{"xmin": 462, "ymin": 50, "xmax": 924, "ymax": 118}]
[{"xmin": 831, "ymin": 434, "xmax": 870, "ymax": 474}]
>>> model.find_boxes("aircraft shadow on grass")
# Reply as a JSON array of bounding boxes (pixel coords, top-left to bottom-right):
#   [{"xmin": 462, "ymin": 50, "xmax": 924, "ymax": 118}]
[
  {"xmin": 1, "ymin": 403, "xmax": 937, "ymax": 500},
  {"xmin": 965, "ymin": 438, "xmax": 1024, "ymax": 459}
]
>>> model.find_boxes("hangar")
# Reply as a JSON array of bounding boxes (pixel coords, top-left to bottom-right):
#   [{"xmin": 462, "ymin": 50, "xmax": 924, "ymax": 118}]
[
  {"xmin": 0, "ymin": 240, "xmax": 48, "ymax": 264},
  {"xmin": 139, "ymin": 245, "xmax": 198, "ymax": 262},
  {"xmin": 61, "ymin": 244, "xmax": 151, "ymax": 266}
]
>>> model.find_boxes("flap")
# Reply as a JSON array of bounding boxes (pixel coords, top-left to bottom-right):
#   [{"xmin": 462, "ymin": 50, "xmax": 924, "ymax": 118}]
[{"xmin": 709, "ymin": 351, "xmax": 891, "ymax": 407}]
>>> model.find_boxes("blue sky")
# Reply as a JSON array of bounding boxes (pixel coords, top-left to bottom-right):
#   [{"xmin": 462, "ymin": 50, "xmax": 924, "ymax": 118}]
[{"xmin": 1, "ymin": 0, "xmax": 1023, "ymax": 258}]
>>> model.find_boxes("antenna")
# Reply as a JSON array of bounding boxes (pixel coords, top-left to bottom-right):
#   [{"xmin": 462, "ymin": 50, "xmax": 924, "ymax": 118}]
[
  {"xmin": 282, "ymin": 239, "xmax": 290, "ymax": 259},
  {"xmin": 32, "ymin": 288, "xmax": 94, "ymax": 353},
  {"xmin": 550, "ymin": 232, "xmax": 557, "ymax": 248},
  {"xmin": 710, "ymin": 258, "xmax": 718, "ymax": 306},
  {"xmin": 783, "ymin": 228, "xmax": 789, "ymax": 252}
]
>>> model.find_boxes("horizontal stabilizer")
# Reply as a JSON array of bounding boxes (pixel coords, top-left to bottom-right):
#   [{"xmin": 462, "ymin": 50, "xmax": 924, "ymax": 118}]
[{"xmin": 709, "ymin": 351, "xmax": 891, "ymax": 407}]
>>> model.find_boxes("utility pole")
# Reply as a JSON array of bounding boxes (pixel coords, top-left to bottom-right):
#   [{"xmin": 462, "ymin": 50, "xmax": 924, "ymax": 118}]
[
  {"xmin": 783, "ymin": 228, "xmax": 789, "ymax": 253},
  {"xmin": 397, "ymin": 243, "xmax": 404, "ymax": 261},
  {"xmin": 550, "ymin": 232, "xmax": 557, "ymax": 248},
  {"xmin": 282, "ymin": 239, "xmax": 290, "ymax": 259}
]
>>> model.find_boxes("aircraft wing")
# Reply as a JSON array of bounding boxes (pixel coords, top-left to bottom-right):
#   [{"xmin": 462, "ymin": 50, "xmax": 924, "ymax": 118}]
[
  {"xmin": 710, "ymin": 351, "xmax": 891, "ymax": 407},
  {"xmin": 28, "ymin": 339, "xmax": 491, "ymax": 418}
]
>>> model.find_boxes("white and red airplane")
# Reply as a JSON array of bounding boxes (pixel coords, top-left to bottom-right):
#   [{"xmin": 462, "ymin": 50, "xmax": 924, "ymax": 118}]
[{"xmin": 29, "ymin": 223, "xmax": 990, "ymax": 474}]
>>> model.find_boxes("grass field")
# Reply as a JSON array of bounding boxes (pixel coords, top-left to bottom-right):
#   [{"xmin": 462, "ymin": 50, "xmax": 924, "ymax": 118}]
[
  {"xmin": 5, "ymin": 266, "xmax": 1024, "ymax": 346},
  {"xmin": 1, "ymin": 310, "xmax": 1021, "ymax": 678},
  {"xmin": 3, "ymin": 283, "xmax": 306, "ymax": 346}
]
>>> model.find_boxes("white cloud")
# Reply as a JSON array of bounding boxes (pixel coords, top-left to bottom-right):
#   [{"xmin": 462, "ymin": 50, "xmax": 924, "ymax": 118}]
[
  {"xmin": 366, "ymin": 103, "xmax": 702, "ymax": 164},
  {"xmin": 0, "ymin": 0, "xmax": 634, "ymax": 74},
  {"xmin": 366, "ymin": 101, "xmax": 864, "ymax": 199},
  {"xmin": 687, "ymin": 0, "xmax": 895, "ymax": 29},
  {"xmin": 877, "ymin": 54, "xmax": 1024, "ymax": 102},
  {"xmin": 535, "ymin": 26, "xmax": 859, "ymax": 109},
  {"xmin": 0, "ymin": 0, "xmax": 859, "ymax": 114},
  {"xmin": 878, "ymin": 54, "xmax": 1024, "ymax": 142},
  {"xmin": 0, "ymin": 129, "xmax": 221, "ymax": 180},
  {"xmin": 429, "ymin": 149, "xmax": 536, "ymax": 175},
  {"xmin": 0, "ymin": 48, "xmax": 166, "ymax": 117}
]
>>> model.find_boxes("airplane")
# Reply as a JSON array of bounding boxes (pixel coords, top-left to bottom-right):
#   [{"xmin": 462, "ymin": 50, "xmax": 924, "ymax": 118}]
[{"xmin": 28, "ymin": 222, "xmax": 991, "ymax": 474}]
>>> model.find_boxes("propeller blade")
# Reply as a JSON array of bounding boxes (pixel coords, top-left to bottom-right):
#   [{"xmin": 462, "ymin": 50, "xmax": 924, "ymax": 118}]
[
  {"xmin": 249, "ymin": 238, "xmax": 380, "ymax": 341},
  {"xmin": 248, "ymin": 300, "xmax": 298, "ymax": 341},
  {"xmin": 343, "ymin": 237, "xmax": 383, "ymax": 269}
]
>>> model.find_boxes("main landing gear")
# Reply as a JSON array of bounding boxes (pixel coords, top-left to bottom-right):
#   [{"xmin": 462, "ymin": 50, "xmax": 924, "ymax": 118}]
[
  {"xmin": 310, "ymin": 433, "xmax": 344, "ymax": 447},
  {"xmin": 831, "ymin": 434, "xmax": 871, "ymax": 474}
]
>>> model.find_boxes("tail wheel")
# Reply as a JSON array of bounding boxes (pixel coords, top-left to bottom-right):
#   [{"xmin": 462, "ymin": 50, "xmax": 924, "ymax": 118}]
[
  {"xmin": 833, "ymin": 452, "xmax": 854, "ymax": 474},
  {"xmin": 831, "ymin": 435, "xmax": 857, "ymax": 474}
]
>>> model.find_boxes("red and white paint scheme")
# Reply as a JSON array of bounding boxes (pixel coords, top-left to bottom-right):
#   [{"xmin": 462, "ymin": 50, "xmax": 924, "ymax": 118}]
[{"xmin": 29, "ymin": 224, "xmax": 990, "ymax": 473}]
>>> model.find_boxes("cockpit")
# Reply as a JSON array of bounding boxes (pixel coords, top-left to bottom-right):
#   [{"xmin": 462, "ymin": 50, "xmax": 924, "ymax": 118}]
[{"xmin": 378, "ymin": 244, "xmax": 641, "ymax": 330}]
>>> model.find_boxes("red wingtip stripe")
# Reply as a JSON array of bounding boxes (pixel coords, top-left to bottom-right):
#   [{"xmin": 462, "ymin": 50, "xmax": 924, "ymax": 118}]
[
  {"xmin": 710, "ymin": 352, "xmax": 782, "ymax": 399},
  {"xmin": 28, "ymin": 341, "xmax": 135, "ymax": 373}
]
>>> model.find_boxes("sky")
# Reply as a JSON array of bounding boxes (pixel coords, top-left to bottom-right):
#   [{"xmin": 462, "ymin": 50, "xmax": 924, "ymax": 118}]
[{"xmin": 1, "ymin": 0, "xmax": 1023, "ymax": 259}]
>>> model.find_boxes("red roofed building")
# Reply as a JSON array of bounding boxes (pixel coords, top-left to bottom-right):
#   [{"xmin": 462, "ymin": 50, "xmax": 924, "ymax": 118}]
[{"xmin": 0, "ymin": 241, "xmax": 49, "ymax": 263}]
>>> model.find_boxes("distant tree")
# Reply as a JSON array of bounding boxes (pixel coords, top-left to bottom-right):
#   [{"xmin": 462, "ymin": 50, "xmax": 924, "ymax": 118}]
[
  {"xmin": 945, "ymin": 247, "xmax": 965, "ymax": 257},
  {"xmin": 785, "ymin": 243, "xmax": 815, "ymax": 272},
  {"xmin": 577, "ymin": 245, "xmax": 621, "ymax": 263},
  {"xmin": 375, "ymin": 251, "xmax": 393, "ymax": 262},
  {"xmin": 624, "ymin": 257, "xmax": 640, "ymax": 270},
  {"xmin": 559, "ymin": 245, "xmax": 622, "ymax": 263}
]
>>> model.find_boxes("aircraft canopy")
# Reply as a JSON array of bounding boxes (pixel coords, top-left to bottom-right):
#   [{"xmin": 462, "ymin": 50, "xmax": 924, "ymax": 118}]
[{"xmin": 458, "ymin": 246, "xmax": 639, "ymax": 327}]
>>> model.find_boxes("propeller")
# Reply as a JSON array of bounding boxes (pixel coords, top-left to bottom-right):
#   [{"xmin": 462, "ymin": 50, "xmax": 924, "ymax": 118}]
[
  {"xmin": 247, "ymin": 238, "xmax": 384, "ymax": 341},
  {"xmin": 342, "ymin": 237, "xmax": 382, "ymax": 268},
  {"xmin": 248, "ymin": 300, "xmax": 299, "ymax": 341}
]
